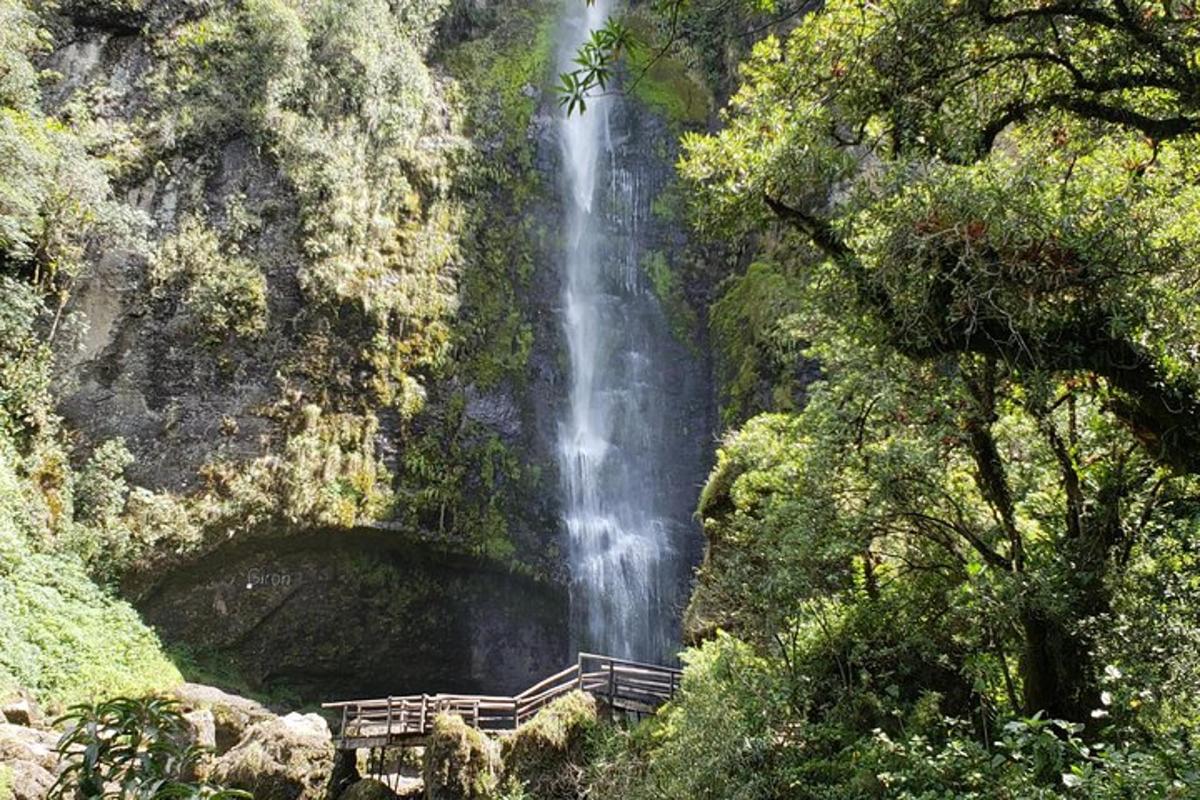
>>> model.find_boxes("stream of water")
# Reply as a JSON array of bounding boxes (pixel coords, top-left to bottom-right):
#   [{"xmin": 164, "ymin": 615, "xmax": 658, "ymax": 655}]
[{"xmin": 555, "ymin": 0, "xmax": 695, "ymax": 663}]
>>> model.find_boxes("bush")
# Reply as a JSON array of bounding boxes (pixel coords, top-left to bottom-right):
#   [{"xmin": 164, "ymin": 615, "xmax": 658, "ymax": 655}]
[
  {"xmin": 51, "ymin": 697, "xmax": 248, "ymax": 800},
  {"xmin": 0, "ymin": 445, "xmax": 180, "ymax": 709},
  {"xmin": 154, "ymin": 218, "xmax": 268, "ymax": 346}
]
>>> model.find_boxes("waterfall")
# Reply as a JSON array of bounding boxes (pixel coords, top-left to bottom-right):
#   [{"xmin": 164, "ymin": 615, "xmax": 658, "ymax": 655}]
[{"xmin": 555, "ymin": 0, "xmax": 694, "ymax": 663}]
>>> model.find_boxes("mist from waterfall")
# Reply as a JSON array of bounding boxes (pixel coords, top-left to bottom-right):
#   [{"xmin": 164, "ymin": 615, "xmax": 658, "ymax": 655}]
[{"xmin": 555, "ymin": 0, "xmax": 691, "ymax": 663}]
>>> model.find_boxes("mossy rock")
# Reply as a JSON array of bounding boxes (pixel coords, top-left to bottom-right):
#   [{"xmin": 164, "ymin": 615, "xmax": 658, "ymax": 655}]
[
  {"xmin": 500, "ymin": 691, "xmax": 597, "ymax": 800},
  {"xmin": 422, "ymin": 713, "xmax": 498, "ymax": 800},
  {"xmin": 209, "ymin": 713, "xmax": 332, "ymax": 800},
  {"xmin": 340, "ymin": 778, "xmax": 399, "ymax": 800}
]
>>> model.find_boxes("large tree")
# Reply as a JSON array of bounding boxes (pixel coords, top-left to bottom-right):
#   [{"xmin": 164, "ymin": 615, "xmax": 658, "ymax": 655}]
[{"xmin": 675, "ymin": 0, "xmax": 1200, "ymax": 724}]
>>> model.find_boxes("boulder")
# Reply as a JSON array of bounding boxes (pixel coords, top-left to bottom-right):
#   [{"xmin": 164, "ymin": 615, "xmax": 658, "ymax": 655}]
[
  {"xmin": 0, "ymin": 724, "xmax": 61, "ymax": 800},
  {"xmin": 500, "ymin": 691, "xmax": 597, "ymax": 800},
  {"xmin": 340, "ymin": 778, "xmax": 399, "ymax": 800},
  {"xmin": 0, "ymin": 724, "xmax": 59, "ymax": 771},
  {"xmin": 171, "ymin": 683, "xmax": 274, "ymax": 753},
  {"xmin": 209, "ymin": 712, "xmax": 333, "ymax": 800},
  {"xmin": 182, "ymin": 709, "xmax": 217, "ymax": 751},
  {"xmin": 422, "ymin": 713, "xmax": 498, "ymax": 800},
  {"xmin": 4, "ymin": 760, "xmax": 55, "ymax": 800},
  {"xmin": 1, "ymin": 696, "xmax": 44, "ymax": 728}
]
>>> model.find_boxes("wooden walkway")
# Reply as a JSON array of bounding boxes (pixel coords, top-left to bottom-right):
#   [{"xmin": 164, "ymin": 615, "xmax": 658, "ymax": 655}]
[{"xmin": 323, "ymin": 652, "xmax": 682, "ymax": 749}]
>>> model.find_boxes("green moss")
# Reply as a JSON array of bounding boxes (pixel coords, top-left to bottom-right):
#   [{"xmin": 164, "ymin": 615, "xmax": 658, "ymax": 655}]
[
  {"xmin": 0, "ymin": 764, "xmax": 11, "ymax": 800},
  {"xmin": 710, "ymin": 259, "xmax": 809, "ymax": 426},
  {"xmin": 424, "ymin": 712, "xmax": 500, "ymax": 800},
  {"xmin": 501, "ymin": 691, "xmax": 597, "ymax": 800},
  {"xmin": 443, "ymin": 2, "xmax": 557, "ymax": 167},
  {"xmin": 642, "ymin": 250, "xmax": 701, "ymax": 349},
  {"xmin": 650, "ymin": 187, "xmax": 681, "ymax": 223},
  {"xmin": 625, "ymin": 13, "xmax": 711, "ymax": 126},
  {"xmin": 166, "ymin": 643, "xmax": 303, "ymax": 709}
]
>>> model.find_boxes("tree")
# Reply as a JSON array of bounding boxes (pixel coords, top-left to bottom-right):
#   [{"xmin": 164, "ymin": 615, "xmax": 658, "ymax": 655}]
[{"xmin": 678, "ymin": 0, "xmax": 1200, "ymax": 725}]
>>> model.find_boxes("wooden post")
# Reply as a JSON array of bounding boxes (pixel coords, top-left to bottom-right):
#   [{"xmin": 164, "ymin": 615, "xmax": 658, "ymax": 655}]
[
  {"xmin": 386, "ymin": 696, "xmax": 393, "ymax": 741},
  {"xmin": 420, "ymin": 695, "xmax": 428, "ymax": 735},
  {"xmin": 607, "ymin": 659, "xmax": 616, "ymax": 706},
  {"xmin": 576, "ymin": 653, "xmax": 584, "ymax": 690}
]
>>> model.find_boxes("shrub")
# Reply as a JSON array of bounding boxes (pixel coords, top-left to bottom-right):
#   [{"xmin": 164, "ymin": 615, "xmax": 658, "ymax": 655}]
[
  {"xmin": 0, "ymin": 449, "xmax": 180, "ymax": 709},
  {"xmin": 51, "ymin": 697, "xmax": 248, "ymax": 800},
  {"xmin": 154, "ymin": 218, "xmax": 268, "ymax": 346}
]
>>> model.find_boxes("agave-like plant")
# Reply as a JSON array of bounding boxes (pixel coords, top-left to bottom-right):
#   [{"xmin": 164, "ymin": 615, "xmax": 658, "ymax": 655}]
[{"xmin": 50, "ymin": 697, "xmax": 251, "ymax": 800}]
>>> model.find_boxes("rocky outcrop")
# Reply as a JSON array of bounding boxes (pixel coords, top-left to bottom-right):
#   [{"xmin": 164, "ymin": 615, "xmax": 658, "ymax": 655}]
[
  {"xmin": 209, "ymin": 712, "xmax": 333, "ymax": 800},
  {"xmin": 339, "ymin": 778, "xmax": 402, "ymax": 800},
  {"xmin": 0, "ymin": 682, "xmax": 347, "ymax": 800},
  {"xmin": 172, "ymin": 682, "xmax": 276, "ymax": 753},
  {"xmin": 0, "ymin": 724, "xmax": 59, "ymax": 800},
  {"xmin": 422, "ymin": 714, "xmax": 499, "ymax": 800},
  {"xmin": 1, "ymin": 696, "xmax": 44, "ymax": 728},
  {"xmin": 500, "ymin": 691, "xmax": 597, "ymax": 800},
  {"xmin": 141, "ymin": 530, "xmax": 569, "ymax": 701}
]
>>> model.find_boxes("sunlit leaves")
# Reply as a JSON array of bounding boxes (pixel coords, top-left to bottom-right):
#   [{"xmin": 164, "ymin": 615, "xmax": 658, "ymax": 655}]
[{"xmin": 556, "ymin": 17, "xmax": 638, "ymax": 113}]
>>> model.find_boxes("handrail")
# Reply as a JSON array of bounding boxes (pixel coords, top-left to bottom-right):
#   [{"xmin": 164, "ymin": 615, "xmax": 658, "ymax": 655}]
[
  {"xmin": 514, "ymin": 663, "xmax": 581, "ymax": 699},
  {"xmin": 324, "ymin": 652, "xmax": 681, "ymax": 746},
  {"xmin": 577, "ymin": 652, "xmax": 683, "ymax": 675}
]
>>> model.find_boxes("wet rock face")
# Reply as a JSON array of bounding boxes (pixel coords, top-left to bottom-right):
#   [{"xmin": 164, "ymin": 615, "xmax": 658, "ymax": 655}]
[{"xmin": 139, "ymin": 530, "xmax": 570, "ymax": 701}]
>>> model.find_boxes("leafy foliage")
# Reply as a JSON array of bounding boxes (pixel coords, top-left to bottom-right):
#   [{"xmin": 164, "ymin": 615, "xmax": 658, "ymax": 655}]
[
  {"xmin": 0, "ymin": 446, "xmax": 180, "ymax": 707},
  {"xmin": 51, "ymin": 697, "xmax": 248, "ymax": 800},
  {"xmin": 153, "ymin": 219, "xmax": 268, "ymax": 347},
  {"xmin": 577, "ymin": 0, "xmax": 1200, "ymax": 796}
]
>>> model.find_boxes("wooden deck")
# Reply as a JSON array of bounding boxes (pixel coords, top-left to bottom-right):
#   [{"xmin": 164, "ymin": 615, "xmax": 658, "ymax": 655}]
[{"xmin": 322, "ymin": 652, "xmax": 682, "ymax": 749}]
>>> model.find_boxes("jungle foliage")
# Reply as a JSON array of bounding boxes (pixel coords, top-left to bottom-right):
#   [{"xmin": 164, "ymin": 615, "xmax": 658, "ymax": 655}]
[
  {"xmin": 50, "ymin": 697, "xmax": 247, "ymax": 800},
  {"xmin": 565, "ymin": 0, "xmax": 1200, "ymax": 796}
]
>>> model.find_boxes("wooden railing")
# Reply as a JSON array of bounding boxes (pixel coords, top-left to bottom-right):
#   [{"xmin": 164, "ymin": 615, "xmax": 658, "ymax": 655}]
[{"xmin": 323, "ymin": 653, "xmax": 682, "ymax": 748}]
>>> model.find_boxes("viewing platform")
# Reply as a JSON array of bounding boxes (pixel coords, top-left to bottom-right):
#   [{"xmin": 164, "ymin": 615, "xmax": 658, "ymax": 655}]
[{"xmin": 322, "ymin": 652, "xmax": 682, "ymax": 750}]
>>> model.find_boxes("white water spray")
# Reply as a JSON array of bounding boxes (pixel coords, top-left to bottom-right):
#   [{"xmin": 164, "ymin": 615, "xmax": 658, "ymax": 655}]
[{"xmin": 555, "ymin": 0, "xmax": 687, "ymax": 662}]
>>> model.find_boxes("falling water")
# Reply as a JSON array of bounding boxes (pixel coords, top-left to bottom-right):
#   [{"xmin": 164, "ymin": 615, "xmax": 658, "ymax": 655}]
[{"xmin": 555, "ymin": 0, "xmax": 697, "ymax": 663}]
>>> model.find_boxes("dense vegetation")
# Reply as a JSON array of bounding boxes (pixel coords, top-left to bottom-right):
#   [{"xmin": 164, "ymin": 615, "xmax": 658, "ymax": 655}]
[
  {"xmin": 4, "ymin": 0, "xmax": 1199, "ymax": 796},
  {"xmin": 50, "ymin": 697, "xmax": 247, "ymax": 800},
  {"xmin": 0, "ymin": 0, "xmax": 570, "ymax": 710},
  {"xmin": 0, "ymin": 0, "xmax": 179, "ymax": 706},
  {"xmin": 562, "ymin": 0, "xmax": 1200, "ymax": 796}
]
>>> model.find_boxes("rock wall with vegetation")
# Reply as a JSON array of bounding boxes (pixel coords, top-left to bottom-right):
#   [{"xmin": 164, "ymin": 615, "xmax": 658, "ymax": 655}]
[{"xmin": 1, "ymin": 0, "xmax": 716, "ymax": 709}]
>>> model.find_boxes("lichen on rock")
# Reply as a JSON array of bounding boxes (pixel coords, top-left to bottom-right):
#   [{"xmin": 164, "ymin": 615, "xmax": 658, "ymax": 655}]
[
  {"xmin": 422, "ymin": 713, "xmax": 499, "ymax": 800},
  {"xmin": 500, "ymin": 691, "xmax": 597, "ymax": 800},
  {"xmin": 209, "ymin": 712, "xmax": 334, "ymax": 800}
]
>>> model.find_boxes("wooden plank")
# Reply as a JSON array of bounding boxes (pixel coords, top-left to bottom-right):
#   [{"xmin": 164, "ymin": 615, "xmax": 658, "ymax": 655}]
[
  {"xmin": 516, "ymin": 663, "xmax": 581, "ymax": 700},
  {"xmin": 578, "ymin": 652, "xmax": 683, "ymax": 675},
  {"xmin": 325, "ymin": 652, "xmax": 681, "ymax": 745}
]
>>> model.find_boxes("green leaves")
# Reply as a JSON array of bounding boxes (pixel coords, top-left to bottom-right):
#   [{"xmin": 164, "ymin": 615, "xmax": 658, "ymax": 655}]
[
  {"xmin": 51, "ymin": 697, "xmax": 250, "ymax": 800},
  {"xmin": 556, "ymin": 17, "xmax": 638, "ymax": 115}
]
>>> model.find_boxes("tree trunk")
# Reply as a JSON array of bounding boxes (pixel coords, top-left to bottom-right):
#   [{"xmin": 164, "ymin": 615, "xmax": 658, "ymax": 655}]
[{"xmin": 1018, "ymin": 605, "xmax": 1098, "ymax": 724}]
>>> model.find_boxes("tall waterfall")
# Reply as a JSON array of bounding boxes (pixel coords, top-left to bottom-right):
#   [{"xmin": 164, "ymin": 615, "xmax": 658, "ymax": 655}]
[{"xmin": 555, "ymin": 0, "xmax": 700, "ymax": 663}]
